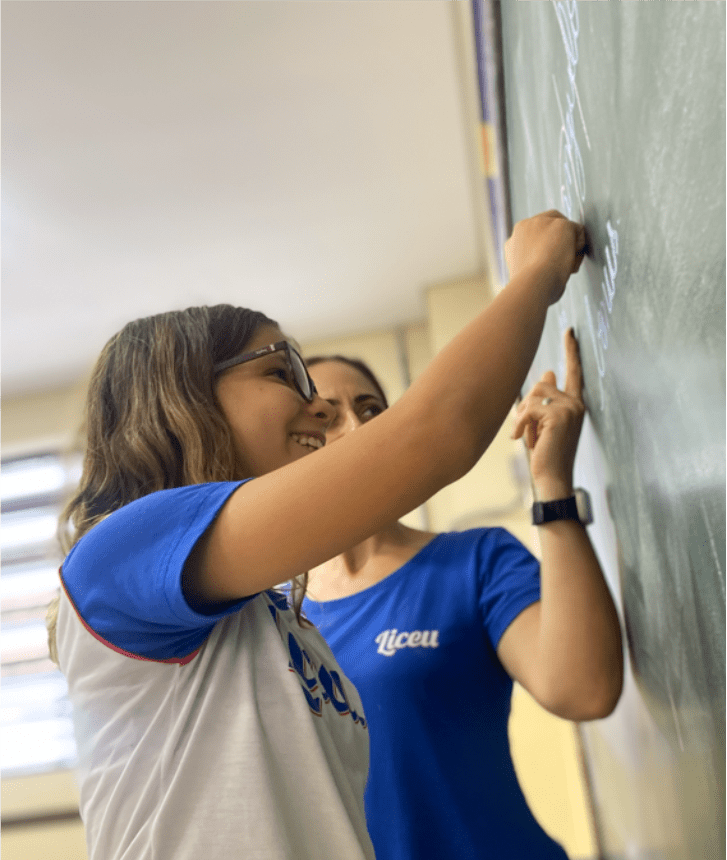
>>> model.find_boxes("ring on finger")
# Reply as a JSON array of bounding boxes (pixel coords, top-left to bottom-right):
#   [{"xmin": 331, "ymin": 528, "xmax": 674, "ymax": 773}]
[{"xmin": 541, "ymin": 396, "xmax": 553, "ymax": 406}]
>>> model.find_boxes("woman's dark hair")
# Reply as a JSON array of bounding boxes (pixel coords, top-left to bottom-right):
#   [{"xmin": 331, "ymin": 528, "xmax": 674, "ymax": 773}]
[
  {"xmin": 48, "ymin": 305, "xmax": 313, "ymax": 661},
  {"xmin": 305, "ymin": 355, "xmax": 389, "ymax": 408}
]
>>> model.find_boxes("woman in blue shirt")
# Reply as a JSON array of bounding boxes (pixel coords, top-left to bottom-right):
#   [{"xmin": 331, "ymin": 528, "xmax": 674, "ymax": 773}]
[{"xmin": 303, "ymin": 330, "xmax": 623, "ymax": 860}]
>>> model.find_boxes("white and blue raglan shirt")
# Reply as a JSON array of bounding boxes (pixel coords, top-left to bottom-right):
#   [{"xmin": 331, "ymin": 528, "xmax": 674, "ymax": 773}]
[
  {"xmin": 56, "ymin": 482, "xmax": 375, "ymax": 860},
  {"xmin": 303, "ymin": 528, "xmax": 569, "ymax": 860}
]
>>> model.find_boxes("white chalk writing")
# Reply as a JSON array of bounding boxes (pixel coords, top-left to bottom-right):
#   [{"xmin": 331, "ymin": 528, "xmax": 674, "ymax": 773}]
[
  {"xmin": 551, "ymin": 0, "xmax": 587, "ymax": 221},
  {"xmin": 585, "ymin": 220, "xmax": 620, "ymax": 410},
  {"xmin": 552, "ymin": 0, "xmax": 619, "ymax": 410}
]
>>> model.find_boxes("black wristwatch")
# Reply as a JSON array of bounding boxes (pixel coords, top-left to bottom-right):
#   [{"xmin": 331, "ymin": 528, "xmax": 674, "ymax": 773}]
[{"xmin": 532, "ymin": 488, "xmax": 593, "ymax": 526}]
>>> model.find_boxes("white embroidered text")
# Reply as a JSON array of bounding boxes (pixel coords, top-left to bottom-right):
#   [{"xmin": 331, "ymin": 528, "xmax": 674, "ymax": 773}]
[{"xmin": 375, "ymin": 628, "xmax": 440, "ymax": 657}]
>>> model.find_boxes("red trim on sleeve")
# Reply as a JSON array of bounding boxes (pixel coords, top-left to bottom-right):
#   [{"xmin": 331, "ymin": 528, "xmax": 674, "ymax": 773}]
[{"xmin": 59, "ymin": 568, "xmax": 201, "ymax": 665}]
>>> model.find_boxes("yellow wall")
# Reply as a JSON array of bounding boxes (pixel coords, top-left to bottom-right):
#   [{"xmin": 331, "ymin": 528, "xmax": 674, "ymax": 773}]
[
  {"xmin": 1, "ymin": 771, "xmax": 87, "ymax": 859},
  {"xmin": 2, "ymin": 285, "xmax": 597, "ymax": 859},
  {"xmin": 2, "ymin": 378, "xmax": 88, "ymax": 456}
]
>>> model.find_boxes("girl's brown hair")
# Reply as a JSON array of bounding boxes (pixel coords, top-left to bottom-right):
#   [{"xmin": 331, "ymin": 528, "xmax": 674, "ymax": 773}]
[{"xmin": 49, "ymin": 304, "xmax": 310, "ymax": 663}]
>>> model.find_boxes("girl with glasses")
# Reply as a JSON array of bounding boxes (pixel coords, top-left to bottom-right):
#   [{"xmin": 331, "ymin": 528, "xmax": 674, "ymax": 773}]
[
  {"xmin": 48, "ymin": 211, "xmax": 587, "ymax": 860},
  {"xmin": 303, "ymin": 333, "xmax": 623, "ymax": 860}
]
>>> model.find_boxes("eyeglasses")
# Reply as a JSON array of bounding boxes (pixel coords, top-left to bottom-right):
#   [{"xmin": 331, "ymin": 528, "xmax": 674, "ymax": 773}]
[{"xmin": 213, "ymin": 341, "xmax": 318, "ymax": 403}]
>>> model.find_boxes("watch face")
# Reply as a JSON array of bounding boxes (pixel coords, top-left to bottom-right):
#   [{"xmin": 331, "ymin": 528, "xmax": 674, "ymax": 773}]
[
  {"xmin": 575, "ymin": 489, "xmax": 593, "ymax": 525},
  {"xmin": 531, "ymin": 502, "xmax": 545, "ymax": 525}
]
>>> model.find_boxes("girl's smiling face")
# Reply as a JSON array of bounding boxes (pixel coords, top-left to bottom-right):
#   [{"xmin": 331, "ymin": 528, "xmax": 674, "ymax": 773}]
[
  {"xmin": 307, "ymin": 360, "xmax": 387, "ymax": 445},
  {"xmin": 215, "ymin": 324, "xmax": 334, "ymax": 477}
]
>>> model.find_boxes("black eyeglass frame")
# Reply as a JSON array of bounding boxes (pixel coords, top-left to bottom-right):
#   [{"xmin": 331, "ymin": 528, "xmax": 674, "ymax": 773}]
[{"xmin": 212, "ymin": 341, "xmax": 318, "ymax": 403}]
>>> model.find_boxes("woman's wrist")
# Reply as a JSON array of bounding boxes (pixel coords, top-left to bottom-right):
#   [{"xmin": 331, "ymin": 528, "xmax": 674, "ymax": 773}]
[{"xmin": 532, "ymin": 477, "xmax": 574, "ymax": 502}]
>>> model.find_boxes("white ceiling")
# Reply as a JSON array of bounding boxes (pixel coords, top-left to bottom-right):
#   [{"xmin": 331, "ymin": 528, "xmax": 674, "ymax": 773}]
[{"xmin": 2, "ymin": 1, "xmax": 487, "ymax": 397}]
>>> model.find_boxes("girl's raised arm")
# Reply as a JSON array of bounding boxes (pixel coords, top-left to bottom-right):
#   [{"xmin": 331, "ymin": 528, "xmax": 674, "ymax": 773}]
[{"xmin": 188, "ymin": 212, "xmax": 586, "ymax": 603}]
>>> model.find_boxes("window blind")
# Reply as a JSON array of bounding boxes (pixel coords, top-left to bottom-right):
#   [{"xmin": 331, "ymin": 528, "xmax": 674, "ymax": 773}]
[{"xmin": 1, "ymin": 452, "xmax": 82, "ymax": 777}]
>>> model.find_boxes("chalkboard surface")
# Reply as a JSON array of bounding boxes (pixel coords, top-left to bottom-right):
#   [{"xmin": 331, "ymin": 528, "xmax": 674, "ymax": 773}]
[{"xmin": 497, "ymin": 4, "xmax": 725, "ymax": 859}]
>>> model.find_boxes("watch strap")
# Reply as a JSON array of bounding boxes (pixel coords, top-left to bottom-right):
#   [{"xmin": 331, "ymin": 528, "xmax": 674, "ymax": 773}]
[
  {"xmin": 532, "ymin": 488, "xmax": 593, "ymax": 525},
  {"xmin": 532, "ymin": 496, "xmax": 579, "ymax": 525}
]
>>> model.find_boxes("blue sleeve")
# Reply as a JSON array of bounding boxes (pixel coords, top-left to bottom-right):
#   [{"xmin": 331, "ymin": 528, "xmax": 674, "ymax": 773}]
[
  {"xmin": 476, "ymin": 528, "xmax": 541, "ymax": 650},
  {"xmin": 60, "ymin": 481, "xmax": 253, "ymax": 661}
]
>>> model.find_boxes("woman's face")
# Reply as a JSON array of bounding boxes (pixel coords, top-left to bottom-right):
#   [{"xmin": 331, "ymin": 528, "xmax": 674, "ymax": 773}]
[
  {"xmin": 215, "ymin": 324, "xmax": 335, "ymax": 477},
  {"xmin": 307, "ymin": 360, "xmax": 387, "ymax": 445}
]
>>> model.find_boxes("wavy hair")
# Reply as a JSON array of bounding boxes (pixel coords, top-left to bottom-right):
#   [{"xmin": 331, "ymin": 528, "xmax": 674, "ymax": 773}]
[{"xmin": 48, "ymin": 304, "xmax": 312, "ymax": 663}]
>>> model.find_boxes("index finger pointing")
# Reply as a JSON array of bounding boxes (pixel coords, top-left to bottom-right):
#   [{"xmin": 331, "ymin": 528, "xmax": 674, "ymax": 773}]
[{"xmin": 564, "ymin": 328, "xmax": 583, "ymax": 397}]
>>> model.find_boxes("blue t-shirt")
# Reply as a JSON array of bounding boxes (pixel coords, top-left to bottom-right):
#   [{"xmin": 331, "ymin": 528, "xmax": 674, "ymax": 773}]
[
  {"xmin": 61, "ymin": 481, "xmax": 250, "ymax": 659},
  {"xmin": 303, "ymin": 528, "xmax": 568, "ymax": 860}
]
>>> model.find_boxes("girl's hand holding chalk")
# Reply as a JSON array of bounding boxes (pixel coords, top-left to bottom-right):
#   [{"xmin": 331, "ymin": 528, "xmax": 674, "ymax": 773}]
[{"xmin": 505, "ymin": 210, "xmax": 587, "ymax": 305}]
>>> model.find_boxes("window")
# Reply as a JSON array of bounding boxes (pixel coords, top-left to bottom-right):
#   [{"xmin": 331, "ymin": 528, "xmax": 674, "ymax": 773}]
[{"xmin": 1, "ymin": 452, "xmax": 82, "ymax": 776}]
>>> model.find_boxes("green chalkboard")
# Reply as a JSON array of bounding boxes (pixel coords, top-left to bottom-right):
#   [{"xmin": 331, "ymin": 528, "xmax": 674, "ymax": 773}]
[{"xmin": 498, "ymin": 4, "xmax": 725, "ymax": 859}]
